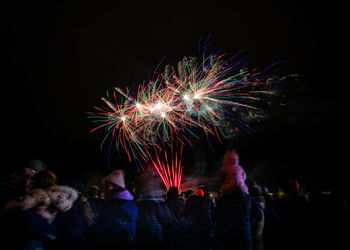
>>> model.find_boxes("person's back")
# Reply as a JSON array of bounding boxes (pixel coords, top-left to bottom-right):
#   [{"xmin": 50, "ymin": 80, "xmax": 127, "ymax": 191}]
[
  {"xmin": 135, "ymin": 164, "xmax": 182, "ymax": 250},
  {"xmin": 86, "ymin": 186, "xmax": 103, "ymax": 220},
  {"xmin": 54, "ymin": 196, "xmax": 94, "ymax": 250},
  {"xmin": 166, "ymin": 186, "xmax": 184, "ymax": 218},
  {"xmin": 278, "ymin": 192, "xmax": 312, "ymax": 250},
  {"xmin": 215, "ymin": 149, "xmax": 262, "ymax": 250},
  {"xmin": 262, "ymin": 195, "xmax": 284, "ymax": 250},
  {"xmin": 180, "ymin": 195, "xmax": 212, "ymax": 250},
  {"xmin": 88, "ymin": 170, "xmax": 138, "ymax": 250},
  {"xmin": 137, "ymin": 197, "xmax": 180, "ymax": 249},
  {"xmin": 216, "ymin": 189, "xmax": 262, "ymax": 234},
  {"xmin": 248, "ymin": 183, "xmax": 265, "ymax": 250},
  {"xmin": 94, "ymin": 196, "xmax": 138, "ymax": 243}
]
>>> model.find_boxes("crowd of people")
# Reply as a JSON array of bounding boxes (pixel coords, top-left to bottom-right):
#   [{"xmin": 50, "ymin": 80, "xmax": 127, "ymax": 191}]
[{"xmin": 1, "ymin": 151, "xmax": 349, "ymax": 250}]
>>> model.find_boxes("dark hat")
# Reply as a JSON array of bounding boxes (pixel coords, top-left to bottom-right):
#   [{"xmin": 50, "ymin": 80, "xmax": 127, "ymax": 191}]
[{"xmin": 28, "ymin": 159, "xmax": 46, "ymax": 172}]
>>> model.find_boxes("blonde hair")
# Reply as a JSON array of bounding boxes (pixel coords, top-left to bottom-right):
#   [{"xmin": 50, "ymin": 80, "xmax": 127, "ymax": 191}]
[{"xmin": 49, "ymin": 185, "xmax": 79, "ymax": 203}]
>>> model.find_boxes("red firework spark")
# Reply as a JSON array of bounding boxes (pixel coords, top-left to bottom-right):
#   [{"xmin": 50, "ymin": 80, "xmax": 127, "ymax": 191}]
[{"xmin": 150, "ymin": 143, "xmax": 184, "ymax": 191}]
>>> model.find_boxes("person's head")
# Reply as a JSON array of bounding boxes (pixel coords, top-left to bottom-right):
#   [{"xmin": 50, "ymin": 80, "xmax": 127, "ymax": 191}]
[
  {"xmin": 223, "ymin": 149, "xmax": 239, "ymax": 166},
  {"xmin": 87, "ymin": 185, "xmax": 99, "ymax": 198},
  {"xmin": 185, "ymin": 189, "xmax": 194, "ymax": 199},
  {"xmin": 179, "ymin": 192, "xmax": 186, "ymax": 200},
  {"xmin": 197, "ymin": 189, "xmax": 205, "ymax": 197},
  {"xmin": 262, "ymin": 186, "xmax": 271, "ymax": 199},
  {"xmin": 27, "ymin": 159, "xmax": 46, "ymax": 172},
  {"xmin": 64, "ymin": 178, "xmax": 86, "ymax": 196},
  {"xmin": 136, "ymin": 168, "xmax": 164, "ymax": 198},
  {"xmin": 199, "ymin": 184, "xmax": 209, "ymax": 198},
  {"xmin": 246, "ymin": 178, "xmax": 256, "ymax": 188},
  {"xmin": 262, "ymin": 186, "xmax": 269, "ymax": 195},
  {"xmin": 98, "ymin": 189, "xmax": 105, "ymax": 199},
  {"xmin": 183, "ymin": 195, "xmax": 203, "ymax": 215},
  {"xmin": 32, "ymin": 170, "xmax": 57, "ymax": 189},
  {"xmin": 221, "ymin": 150, "xmax": 247, "ymax": 182},
  {"xmin": 249, "ymin": 183, "xmax": 263, "ymax": 197},
  {"xmin": 102, "ymin": 170, "xmax": 125, "ymax": 199},
  {"xmin": 167, "ymin": 186, "xmax": 179, "ymax": 199},
  {"xmin": 47, "ymin": 185, "xmax": 78, "ymax": 212},
  {"xmin": 10, "ymin": 166, "xmax": 36, "ymax": 193}
]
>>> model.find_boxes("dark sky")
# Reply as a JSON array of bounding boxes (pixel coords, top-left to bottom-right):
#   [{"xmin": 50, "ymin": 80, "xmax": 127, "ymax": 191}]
[{"xmin": 4, "ymin": 1, "xmax": 348, "ymax": 191}]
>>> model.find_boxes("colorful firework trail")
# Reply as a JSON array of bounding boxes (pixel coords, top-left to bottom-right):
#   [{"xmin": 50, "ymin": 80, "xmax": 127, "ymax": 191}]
[
  {"xmin": 88, "ymin": 49, "xmax": 289, "ymax": 189},
  {"xmin": 150, "ymin": 143, "xmax": 184, "ymax": 191}
]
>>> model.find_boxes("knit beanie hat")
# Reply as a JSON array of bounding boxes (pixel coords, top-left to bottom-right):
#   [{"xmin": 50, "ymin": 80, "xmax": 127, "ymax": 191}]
[{"xmin": 103, "ymin": 170, "xmax": 125, "ymax": 189}]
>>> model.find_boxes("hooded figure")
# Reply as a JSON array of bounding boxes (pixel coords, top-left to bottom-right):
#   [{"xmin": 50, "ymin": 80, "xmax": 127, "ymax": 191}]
[
  {"xmin": 89, "ymin": 170, "xmax": 138, "ymax": 250},
  {"xmin": 220, "ymin": 150, "xmax": 249, "ymax": 195},
  {"xmin": 215, "ymin": 150, "xmax": 263, "ymax": 250}
]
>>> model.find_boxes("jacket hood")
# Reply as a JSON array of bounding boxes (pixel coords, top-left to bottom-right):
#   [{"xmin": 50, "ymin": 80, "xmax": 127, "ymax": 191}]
[{"xmin": 110, "ymin": 189, "xmax": 134, "ymax": 201}]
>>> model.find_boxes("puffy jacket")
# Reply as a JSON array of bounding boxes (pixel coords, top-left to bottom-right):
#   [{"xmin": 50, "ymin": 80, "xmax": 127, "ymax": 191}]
[
  {"xmin": 215, "ymin": 189, "xmax": 263, "ymax": 239},
  {"xmin": 89, "ymin": 190, "xmax": 138, "ymax": 250}
]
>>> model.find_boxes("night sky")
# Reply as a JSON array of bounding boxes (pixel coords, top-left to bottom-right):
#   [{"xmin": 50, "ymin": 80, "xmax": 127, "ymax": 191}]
[{"xmin": 4, "ymin": 1, "xmax": 348, "ymax": 192}]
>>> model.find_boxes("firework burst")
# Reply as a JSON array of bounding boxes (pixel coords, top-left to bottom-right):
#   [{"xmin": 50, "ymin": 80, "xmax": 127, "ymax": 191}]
[{"xmin": 88, "ymin": 47, "xmax": 292, "ymax": 189}]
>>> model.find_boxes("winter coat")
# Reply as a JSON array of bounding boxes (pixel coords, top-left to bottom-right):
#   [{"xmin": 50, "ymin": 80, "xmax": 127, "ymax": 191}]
[
  {"xmin": 87, "ymin": 197, "xmax": 103, "ymax": 220},
  {"xmin": 180, "ymin": 195, "xmax": 213, "ymax": 250},
  {"xmin": 136, "ymin": 197, "xmax": 183, "ymax": 250},
  {"xmin": 166, "ymin": 197, "xmax": 184, "ymax": 219},
  {"xmin": 5, "ymin": 209, "xmax": 56, "ymax": 250},
  {"xmin": 88, "ymin": 189, "xmax": 138, "ymax": 250},
  {"xmin": 215, "ymin": 189, "xmax": 263, "ymax": 250},
  {"xmin": 53, "ymin": 198, "xmax": 93, "ymax": 250}
]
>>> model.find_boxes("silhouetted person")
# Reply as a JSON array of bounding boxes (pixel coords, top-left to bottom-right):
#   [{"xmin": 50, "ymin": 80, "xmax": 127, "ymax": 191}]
[
  {"xmin": 261, "ymin": 186, "xmax": 283, "ymax": 250},
  {"xmin": 86, "ymin": 186, "xmax": 103, "ymax": 220},
  {"xmin": 180, "ymin": 194, "xmax": 213, "ymax": 250},
  {"xmin": 278, "ymin": 179, "xmax": 313, "ymax": 250},
  {"xmin": 135, "ymin": 164, "xmax": 182, "ymax": 250},
  {"xmin": 1, "ymin": 169, "xmax": 58, "ymax": 250},
  {"xmin": 215, "ymin": 150, "xmax": 263, "ymax": 250},
  {"xmin": 0, "ymin": 165, "xmax": 37, "ymax": 209},
  {"xmin": 186, "ymin": 190, "xmax": 194, "ymax": 200},
  {"xmin": 88, "ymin": 170, "xmax": 138, "ymax": 250},
  {"xmin": 54, "ymin": 179, "xmax": 94, "ymax": 250},
  {"xmin": 248, "ymin": 181, "xmax": 265, "ymax": 250},
  {"xmin": 166, "ymin": 186, "xmax": 184, "ymax": 218},
  {"xmin": 3, "ymin": 183, "xmax": 78, "ymax": 250}
]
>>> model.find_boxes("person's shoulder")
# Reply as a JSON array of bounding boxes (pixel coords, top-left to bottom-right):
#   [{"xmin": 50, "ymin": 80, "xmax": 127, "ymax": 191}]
[
  {"xmin": 123, "ymin": 198, "xmax": 137, "ymax": 206},
  {"xmin": 115, "ymin": 198, "xmax": 138, "ymax": 211}
]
